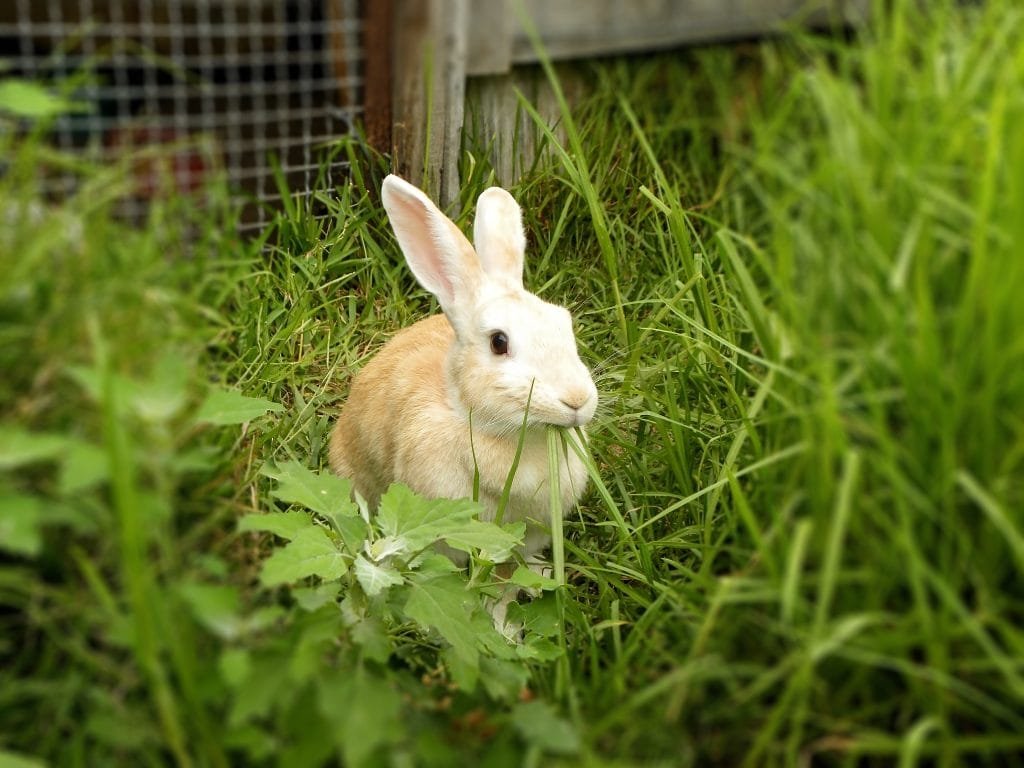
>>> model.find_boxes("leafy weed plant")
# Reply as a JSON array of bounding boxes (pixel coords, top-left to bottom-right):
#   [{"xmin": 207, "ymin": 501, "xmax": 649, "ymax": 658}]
[{"xmin": 3, "ymin": 0, "xmax": 1024, "ymax": 765}]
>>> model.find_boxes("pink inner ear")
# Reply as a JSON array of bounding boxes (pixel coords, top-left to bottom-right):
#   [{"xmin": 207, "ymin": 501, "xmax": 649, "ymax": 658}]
[{"xmin": 383, "ymin": 189, "xmax": 457, "ymax": 307}]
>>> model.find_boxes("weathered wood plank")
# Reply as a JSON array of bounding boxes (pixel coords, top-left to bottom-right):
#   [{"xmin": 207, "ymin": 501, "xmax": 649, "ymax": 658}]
[
  {"xmin": 390, "ymin": 0, "xmax": 430, "ymax": 185},
  {"xmin": 467, "ymin": 0, "xmax": 513, "ymax": 76},
  {"xmin": 464, "ymin": 66, "xmax": 581, "ymax": 189},
  {"xmin": 390, "ymin": 0, "xmax": 468, "ymax": 207},
  {"xmin": 465, "ymin": 0, "xmax": 868, "ymax": 74},
  {"xmin": 436, "ymin": 0, "xmax": 469, "ymax": 207},
  {"xmin": 362, "ymin": 0, "xmax": 393, "ymax": 153},
  {"xmin": 394, "ymin": 0, "xmax": 869, "ymax": 201}
]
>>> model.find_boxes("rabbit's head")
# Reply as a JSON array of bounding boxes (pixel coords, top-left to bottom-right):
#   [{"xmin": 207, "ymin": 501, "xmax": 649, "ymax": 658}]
[{"xmin": 381, "ymin": 174, "xmax": 598, "ymax": 435}]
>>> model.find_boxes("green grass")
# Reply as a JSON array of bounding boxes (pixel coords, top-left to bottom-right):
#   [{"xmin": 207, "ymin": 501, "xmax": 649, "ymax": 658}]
[{"xmin": 3, "ymin": 0, "xmax": 1024, "ymax": 764}]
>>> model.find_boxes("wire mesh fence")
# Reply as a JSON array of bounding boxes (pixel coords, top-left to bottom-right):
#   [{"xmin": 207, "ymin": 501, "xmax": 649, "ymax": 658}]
[{"xmin": 1, "ymin": 0, "xmax": 364, "ymax": 233}]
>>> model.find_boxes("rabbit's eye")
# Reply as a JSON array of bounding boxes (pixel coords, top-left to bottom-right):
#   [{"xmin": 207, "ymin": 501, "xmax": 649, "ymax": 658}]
[{"xmin": 489, "ymin": 331, "xmax": 509, "ymax": 356}]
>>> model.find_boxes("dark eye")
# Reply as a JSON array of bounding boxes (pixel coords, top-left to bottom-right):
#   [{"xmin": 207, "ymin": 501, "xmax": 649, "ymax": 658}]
[{"xmin": 489, "ymin": 331, "xmax": 509, "ymax": 356}]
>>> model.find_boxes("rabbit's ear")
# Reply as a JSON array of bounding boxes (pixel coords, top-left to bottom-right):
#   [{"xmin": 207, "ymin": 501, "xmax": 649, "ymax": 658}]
[
  {"xmin": 382, "ymin": 175, "xmax": 482, "ymax": 324},
  {"xmin": 473, "ymin": 187, "xmax": 525, "ymax": 288}
]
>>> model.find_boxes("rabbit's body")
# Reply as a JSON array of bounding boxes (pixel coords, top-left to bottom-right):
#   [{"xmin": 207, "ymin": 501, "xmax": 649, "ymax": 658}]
[
  {"xmin": 330, "ymin": 313, "xmax": 589, "ymax": 560},
  {"xmin": 329, "ymin": 175, "xmax": 596, "ymax": 565}
]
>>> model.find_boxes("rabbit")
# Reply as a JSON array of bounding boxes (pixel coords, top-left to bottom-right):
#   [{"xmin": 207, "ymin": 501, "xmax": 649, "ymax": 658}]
[{"xmin": 329, "ymin": 174, "xmax": 598, "ymax": 573}]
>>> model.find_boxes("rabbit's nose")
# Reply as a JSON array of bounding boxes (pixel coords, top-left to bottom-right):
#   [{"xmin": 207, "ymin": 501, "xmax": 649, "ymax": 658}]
[{"xmin": 560, "ymin": 390, "xmax": 593, "ymax": 411}]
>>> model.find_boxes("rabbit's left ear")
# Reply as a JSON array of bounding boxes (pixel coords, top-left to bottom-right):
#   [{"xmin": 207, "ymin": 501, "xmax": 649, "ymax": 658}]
[
  {"xmin": 381, "ymin": 174, "xmax": 483, "ymax": 335},
  {"xmin": 473, "ymin": 187, "xmax": 525, "ymax": 288}
]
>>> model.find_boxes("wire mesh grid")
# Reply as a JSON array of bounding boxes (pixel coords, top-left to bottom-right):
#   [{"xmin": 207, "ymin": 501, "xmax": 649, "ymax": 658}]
[{"xmin": 1, "ymin": 0, "xmax": 364, "ymax": 233}]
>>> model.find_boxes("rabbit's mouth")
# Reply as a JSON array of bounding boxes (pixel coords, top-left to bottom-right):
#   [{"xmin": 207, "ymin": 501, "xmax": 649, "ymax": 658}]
[
  {"xmin": 562, "ymin": 409, "xmax": 593, "ymax": 429},
  {"xmin": 456, "ymin": 379, "xmax": 596, "ymax": 434},
  {"xmin": 555, "ymin": 406, "xmax": 596, "ymax": 429},
  {"xmin": 524, "ymin": 396, "xmax": 597, "ymax": 430},
  {"xmin": 558, "ymin": 389, "xmax": 597, "ymax": 427}
]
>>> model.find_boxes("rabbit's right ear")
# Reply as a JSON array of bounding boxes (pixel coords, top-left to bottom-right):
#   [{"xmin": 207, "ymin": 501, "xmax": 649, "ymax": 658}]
[
  {"xmin": 381, "ymin": 175, "xmax": 482, "ymax": 328},
  {"xmin": 474, "ymin": 187, "xmax": 525, "ymax": 288}
]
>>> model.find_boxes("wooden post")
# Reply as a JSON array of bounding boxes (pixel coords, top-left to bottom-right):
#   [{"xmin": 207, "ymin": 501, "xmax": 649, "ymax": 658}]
[
  {"xmin": 362, "ymin": 0, "xmax": 393, "ymax": 153},
  {"xmin": 466, "ymin": 0, "xmax": 512, "ymax": 76},
  {"xmin": 390, "ymin": 0, "xmax": 468, "ymax": 208},
  {"xmin": 387, "ymin": 0, "xmax": 869, "ymax": 203}
]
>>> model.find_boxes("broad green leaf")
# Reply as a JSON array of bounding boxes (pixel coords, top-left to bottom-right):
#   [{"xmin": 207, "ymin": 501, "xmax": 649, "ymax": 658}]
[
  {"xmin": 195, "ymin": 389, "xmax": 284, "ymax": 425},
  {"xmin": 137, "ymin": 490, "xmax": 172, "ymax": 524},
  {"xmin": 293, "ymin": 584, "xmax": 340, "ymax": 612},
  {"xmin": 338, "ymin": 594, "xmax": 393, "ymax": 663},
  {"xmin": 275, "ymin": 696, "xmax": 336, "ymax": 766},
  {"xmin": 318, "ymin": 666, "xmax": 401, "ymax": 768},
  {"xmin": 195, "ymin": 554, "xmax": 229, "ymax": 578},
  {"xmin": 471, "ymin": 611, "xmax": 519, "ymax": 661},
  {"xmin": 0, "ymin": 749, "xmax": 48, "ymax": 768},
  {"xmin": 443, "ymin": 519, "xmax": 524, "ymax": 562},
  {"xmin": 58, "ymin": 440, "xmax": 109, "ymax": 494},
  {"xmin": 65, "ymin": 363, "xmax": 185, "ymax": 423},
  {"xmin": 509, "ymin": 565, "xmax": 559, "ymax": 591},
  {"xmin": 23, "ymin": 498, "xmax": 96, "ymax": 536},
  {"xmin": 354, "ymin": 555, "xmax": 404, "ymax": 596},
  {"xmin": 289, "ymin": 610, "xmax": 345, "ymax": 683},
  {"xmin": 261, "ymin": 461, "xmax": 356, "ymax": 521},
  {"xmin": 177, "ymin": 581, "xmax": 243, "ymax": 640},
  {"xmin": 507, "ymin": 593, "xmax": 561, "ymax": 638},
  {"xmin": 0, "ymin": 494, "xmax": 43, "ymax": 556},
  {"xmin": 128, "ymin": 353, "xmax": 190, "ymax": 422},
  {"xmin": 259, "ymin": 527, "xmax": 347, "ymax": 587},
  {"xmin": 172, "ymin": 445, "xmax": 224, "ymax": 474},
  {"xmin": 515, "ymin": 636, "xmax": 563, "ymax": 662},
  {"xmin": 442, "ymin": 645, "xmax": 479, "ymax": 692},
  {"xmin": 0, "ymin": 428, "xmax": 67, "ymax": 469},
  {"xmin": 237, "ymin": 510, "xmax": 315, "ymax": 540},
  {"xmin": 64, "ymin": 365, "xmax": 102, "ymax": 401},
  {"xmin": 339, "ymin": 593, "xmax": 366, "ymax": 627},
  {"xmin": 409, "ymin": 551, "xmax": 461, "ymax": 575},
  {"xmin": 367, "ymin": 535, "xmax": 406, "ymax": 561},
  {"xmin": 334, "ymin": 514, "xmax": 368, "ymax": 555},
  {"xmin": 376, "ymin": 484, "xmax": 482, "ymax": 557},
  {"xmin": 228, "ymin": 653, "xmax": 291, "ymax": 727},
  {"xmin": 510, "ymin": 700, "xmax": 581, "ymax": 755},
  {"xmin": 244, "ymin": 606, "xmax": 285, "ymax": 634},
  {"xmin": 404, "ymin": 573, "xmax": 479, "ymax": 668},
  {"xmin": 84, "ymin": 707, "xmax": 158, "ymax": 750},
  {"xmin": 31, "ymin": 498, "xmax": 97, "ymax": 535},
  {"xmin": 349, "ymin": 615, "xmax": 391, "ymax": 664},
  {"xmin": 219, "ymin": 648, "xmax": 251, "ymax": 688},
  {"xmin": 479, "ymin": 657, "xmax": 530, "ymax": 702},
  {"xmin": 223, "ymin": 725, "xmax": 276, "ymax": 761}
]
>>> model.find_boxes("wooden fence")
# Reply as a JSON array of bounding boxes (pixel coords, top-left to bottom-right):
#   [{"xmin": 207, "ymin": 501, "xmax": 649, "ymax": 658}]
[{"xmin": 369, "ymin": 0, "xmax": 869, "ymax": 205}]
